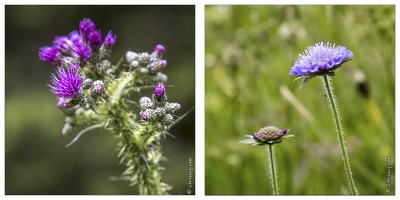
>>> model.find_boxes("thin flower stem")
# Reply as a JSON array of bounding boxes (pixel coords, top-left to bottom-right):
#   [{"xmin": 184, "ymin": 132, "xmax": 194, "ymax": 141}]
[
  {"xmin": 321, "ymin": 75, "xmax": 358, "ymax": 195},
  {"xmin": 267, "ymin": 144, "xmax": 279, "ymax": 195}
]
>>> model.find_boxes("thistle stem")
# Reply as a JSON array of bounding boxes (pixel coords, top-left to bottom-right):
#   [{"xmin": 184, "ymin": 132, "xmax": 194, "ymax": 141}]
[
  {"xmin": 321, "ymin": 75, "xmax": 358, "ymax": 195},
  {"xmin": 267, "ymin": 144, "xmax": 279, "ymax": 195}
]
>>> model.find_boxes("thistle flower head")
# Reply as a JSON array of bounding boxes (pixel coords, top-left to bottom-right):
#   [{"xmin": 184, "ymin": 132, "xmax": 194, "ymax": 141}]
[
  {"xmin": 154, "ymin": 44, "xmax": 166, "ymax": 54},
  {"xmin": 240, "ymin": 126, "xmax": 297, "ymax": 145},
  {"xmin": 53, "ymin": 36, "xmax": 74, "ymax": 54},
  {"xmin": 57, "ymin": 97, "xmax": 68, "ymax": 109},
  {"xmin": 290, "ymin": 42, "xmax": 353, "ymax": 77},
  {"xmin": 79, "ymin": 18, "xmax": 96, "ymax": 38},
  {"xmin": 88, "ymin": 30, "xmax": 102, "ymax": 50},
  {"xmin": 48, "ymin": 66, "xmax": 82, "ymax": 99},
  {"xmin": 154, "ymin": 82, "xmax": 166, "ymax": 97},
  {"xmin": 39, "ymin": 46, "xmax": 63, "ymax": 63},
  {"xmin": 72, "ymin": 44, "xmax": 91, "ymax": 62},
  {"xmin": 104, "ymin": 30, "xmax": 116, "ymax": 48},
  {"xmin": 68, "ymin": 30, "xmax": 84, "ymax": 46}
]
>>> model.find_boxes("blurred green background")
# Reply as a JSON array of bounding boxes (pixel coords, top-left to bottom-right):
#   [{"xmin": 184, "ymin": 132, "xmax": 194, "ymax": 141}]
[
  {"xmin": 205, "ymin": 5, "xmax": 394, "ymax": 195},
  {"xmin": 5, "ymin": 5, "xmax": 195, "ymax": 195}
]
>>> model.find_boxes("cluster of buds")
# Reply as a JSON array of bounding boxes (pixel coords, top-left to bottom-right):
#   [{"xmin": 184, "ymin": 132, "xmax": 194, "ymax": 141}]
[
  {"xmin": 39, "ymin": 18, "xmax": 116, "ymax": 72},
  {"xmin": 125, "ymin": 44, "xmax": 168, "ymax": 84},
  {"xmin": 139, "ymin": 82, "xmax": 181, "ymax": 126},
  {"xmin": 39, "ymin": 18, "xmax": 111, "ymax": 112}
]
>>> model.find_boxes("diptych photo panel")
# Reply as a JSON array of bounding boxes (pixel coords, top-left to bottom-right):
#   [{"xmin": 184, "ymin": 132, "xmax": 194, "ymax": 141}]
[
  {"xmin": 3, "ymin": 3, "xmax": 397, "ymax": 197},
  {"xmin": 205, "ymin": 5, "xmax": 394, "ymax": 195}
]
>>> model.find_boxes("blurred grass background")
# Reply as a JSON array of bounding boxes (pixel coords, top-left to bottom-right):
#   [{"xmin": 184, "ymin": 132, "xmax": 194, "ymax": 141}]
[
  {"xmin": 5, "ymin": 5, "xmax": 195, "ymax": 194},
  {"xmin": 205, "ymin": 5, "xmax": 394, "ymax": 195}
]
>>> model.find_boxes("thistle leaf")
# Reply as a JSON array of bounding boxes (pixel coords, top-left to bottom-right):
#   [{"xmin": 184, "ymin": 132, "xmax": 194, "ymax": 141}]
[{"xmin": 66, "ymin": 123, "xmax": 103, "ymax": 147}]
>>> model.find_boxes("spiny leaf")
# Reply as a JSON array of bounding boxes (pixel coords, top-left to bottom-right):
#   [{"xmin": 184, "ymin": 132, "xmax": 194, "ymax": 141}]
[{"xmin": 66, "ymin": 123, "xmax": 104, "ymax": 147}]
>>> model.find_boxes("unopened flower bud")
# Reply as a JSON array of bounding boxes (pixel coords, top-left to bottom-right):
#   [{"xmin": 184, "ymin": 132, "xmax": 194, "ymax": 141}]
[
  {"xmin": 139, "ymin": 97, "xmax": 153, "ymax": 109},
  {"xmin": 166, "ymin": 102, "xmax": 181, "ymax": 113},
  {"xmin": 62, "ymin": 123, "xmax": 74, "ymax": 136},
  {"xmin": 90, "ymin": 80, "xmax": 104, "ymax": 98},
  {"xmin": 154, "ymin": 107, "xmax": 166, "ymax": 119},
  {"xmin": 154, "ymin": 44, "xmax": 165, "ymax": 55},
  {"xmin": 161, "ymin": 114, "xmax": 174, "ymax": 126},
  {"xmin": 125, "ymin": 51, "xmax": 137, "ymax": 63},
  {"xmin": 252, "ymin": 126, "xmax": 289, "ymax": 144},
  {"xmin": 141, "ymin": 109, "xmax": 155, "ymax": 121}
]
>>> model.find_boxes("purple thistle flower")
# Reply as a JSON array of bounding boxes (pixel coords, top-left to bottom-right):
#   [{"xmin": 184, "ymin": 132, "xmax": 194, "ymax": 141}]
[
  {"xmin": 141, "ymin": 113, "xmax": 149, "ymax": 121},
  {"xmin": 57, "ymin": 97, "xmax": 68, "ymax": 108},
  {"xmin": 69, "ymin": 63, "xmax": 80, "ymax": 71},
  {"xmin": 79, "ymin": 18, "xmax": 96, "ymax": 38},
  {"xmin": 104, "ymin": 30, "xmax": 116, "ymax": 48},
  {"xmin": 160, "ymin": 60, "xmax": 167, "ymax": 68},
  {"xmin": 68, "ymin": 30, "xmax": 84, "ymax": 46},
  {"xmin": 154, "ymin": 44, "xmax": 165, "ymax": 54},
  {"xmin": 289, "ymin": 42, "xmax": 354, "ymax": 77},
  {"xmin": 48, "ymin": 66, "xmax": 82, "ymax": 99},
  {"xmin": 153, "ymin": 82, "xmax": 166, "ymax": 97},
  {"xmin": 88, "ymin": 30, "xmax": 102, "ymax": 50},
  {"xmin": 53, "ymin": 36, "xmax": 74, "ymax": 54},
  {"xmin": 72, "ymin": 44, "xmax": 91, "ymax": 62},
  {"xmin": 39, "ymin": 46, "xmax": 63, "ymax": 63}
]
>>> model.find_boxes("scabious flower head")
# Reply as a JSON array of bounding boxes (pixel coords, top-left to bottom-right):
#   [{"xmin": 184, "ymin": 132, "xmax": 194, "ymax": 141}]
[
  {"xmin": 104, "ymin": 31, "xmax": 116, "ymax": 48},
  {"xmin": 39, "ymin": 46, "xmax": 63, "ymax": 63},
  {"xmin": 289, "ymin": 42, "xmax": 354, "ymax": 77},
  {"xmin": 79, "ymin": 18, "xmax": 96, "ymax": 38},
  {"xmin": 240, "ymin": 126, "xmax": 296, "ymax": 145},
  {"xmin": 253, "ymin": 126, "xmax": 288, "ymax": 142},
  {"xmin": 48, "ymin": 66, "xmax": 82, "ymax": 99}
]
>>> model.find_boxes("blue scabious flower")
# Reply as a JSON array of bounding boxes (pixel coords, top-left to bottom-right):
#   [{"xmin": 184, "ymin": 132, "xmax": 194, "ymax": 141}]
[
  {"xmin": 48, "ymin": 66, "xmax": 82, "ymax": 99},
  {"xmin": 289, "ymin": 42, "xmax": 353, "ymax": 89}
]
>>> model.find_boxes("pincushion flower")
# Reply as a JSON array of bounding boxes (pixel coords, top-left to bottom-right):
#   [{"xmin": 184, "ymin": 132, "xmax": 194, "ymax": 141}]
[
  {"xmin": 48, "ymin": 66, "xmax": 82, "ymax": 99},
  {"xmin": 240, "ymin": 126, "xmax": 296, "ymax": 146},
  {"xmin": 289, "ymin": 42, "xmax": 358, "ymax": 194},
  {"xmin": 289, "ymin": 42, "xmax": 354, "ymax": 89}
]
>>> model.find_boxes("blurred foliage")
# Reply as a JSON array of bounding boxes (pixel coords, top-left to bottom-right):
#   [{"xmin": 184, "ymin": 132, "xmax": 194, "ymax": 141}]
[
  {"xmin": 5, "ymin": 5, "xmax": 195, "ymax": 195},
  {"xmin": 205, "ymin": 5, "xmax": 394, "ymax": 195}
]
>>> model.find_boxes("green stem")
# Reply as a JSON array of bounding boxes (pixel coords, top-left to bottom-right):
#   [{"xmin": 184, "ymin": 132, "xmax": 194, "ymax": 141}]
[
  {"xmin": 267, "ymin": 144, "xmax": 279, "ymax": 195},
  {"xmin": 321, "ymin": 75, "xmax": 358, "ymax": 195}
]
